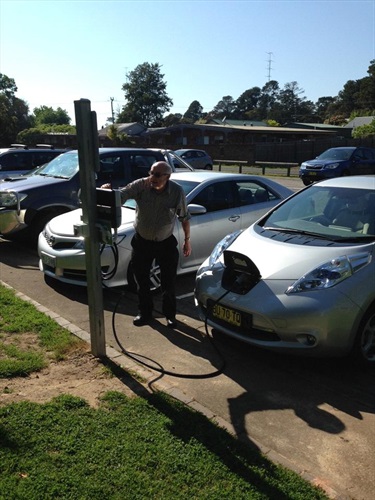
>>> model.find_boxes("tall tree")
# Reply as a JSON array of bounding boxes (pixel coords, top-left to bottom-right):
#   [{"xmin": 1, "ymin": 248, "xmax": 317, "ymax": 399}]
[
  {"xmin": 0, "ymin": 73, "xmax": 31, "ymax": 145},
  {"xmin": 33, "ymin": 106, "xmax": 71, "ymax": 126},
  {"xmin": 183, "ymin": 100, "xmax": 203, "ymax": 123},
  {"xmin": 210, "ymin": 95, "xmax": 236, "ymax": 119},
  {"xmin": 118, "ymin": 62, "xmax": 173, "ymax": 127},
  {"xmin": 234, "ymin": 87, "xmax": 261, "ymax": 119}
]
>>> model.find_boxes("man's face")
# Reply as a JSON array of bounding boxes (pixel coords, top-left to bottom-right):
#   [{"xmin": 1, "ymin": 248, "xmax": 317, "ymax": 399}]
[{"xmin": 148, "ymin": 164, "xmax": 170, "ymax": 190}]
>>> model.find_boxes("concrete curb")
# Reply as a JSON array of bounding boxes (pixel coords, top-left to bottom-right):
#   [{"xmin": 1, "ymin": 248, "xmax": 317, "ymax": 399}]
[{"xmin": 1, "ymin": 280, "xmax": 345, "ymax": 499}]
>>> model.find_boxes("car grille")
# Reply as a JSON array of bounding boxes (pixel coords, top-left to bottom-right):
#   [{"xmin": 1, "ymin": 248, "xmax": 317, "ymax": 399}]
[
  {"xmin": 44, "ymin": 265, "xmax": 109, "ymax": 282},
  {"xmin": 305, "ymin": 163, "xmax": 324, "ymax": 171}
]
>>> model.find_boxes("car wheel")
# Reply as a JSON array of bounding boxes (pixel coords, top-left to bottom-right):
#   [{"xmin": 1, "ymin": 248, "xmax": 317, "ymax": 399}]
[
  {"xmin": 205, "ymin": 164, "xmax": 213, "ymax": 170},
  {"xmin": 352, "ymin": 304, "xmax": 375, "ymax": 367},
  {"xmin": 302, "ymin": 179, "xmax": 312, "ymax": 186},
  {"xmin": 30, "ymin": 210, "xmax": 68, "ymax": 245},
  {"xmin": 342, "ymin": 170, "xmax": 350, "ymax": 176},
  {"xmin": 126, "ymin": 260, "xmax": 162, "ymax": 293}
]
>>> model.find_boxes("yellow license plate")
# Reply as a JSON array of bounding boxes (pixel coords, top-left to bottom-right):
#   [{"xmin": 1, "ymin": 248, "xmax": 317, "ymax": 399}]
[
  {"xmin": 309, "ymin": 172, "xmax": 317, "ymax": 176},
  {"xmin": 212, "ymin": 304, "xmax": 241, "ymax": 327}
]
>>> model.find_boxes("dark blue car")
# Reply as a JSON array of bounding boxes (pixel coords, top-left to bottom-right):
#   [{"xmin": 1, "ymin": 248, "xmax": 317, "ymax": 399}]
[{"xmin": 299, "ymin": 146, "xmax": 375, "ymax": 185}]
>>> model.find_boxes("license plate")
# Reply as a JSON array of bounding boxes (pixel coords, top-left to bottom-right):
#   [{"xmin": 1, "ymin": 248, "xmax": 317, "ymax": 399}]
[
  {"xmin": 41, "ymin": 251, "xmax": 56, "ymax": 268},
  {"xmin": 309, "ymin": 172, "xmax": 317, "ymax": 176},
  {"xmin": 212, "ymin": 304, "xmax": 241, "ymax": 327}
]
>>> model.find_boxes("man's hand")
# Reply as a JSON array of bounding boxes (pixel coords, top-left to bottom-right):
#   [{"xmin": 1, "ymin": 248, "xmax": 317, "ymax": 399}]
[
  {"xmin": 101, "ymin": 183, "xmax": 111, "ymax": 189},
  {"xmin": 183, "ymin": 240, "xmax": 191, "ymax": 257}
]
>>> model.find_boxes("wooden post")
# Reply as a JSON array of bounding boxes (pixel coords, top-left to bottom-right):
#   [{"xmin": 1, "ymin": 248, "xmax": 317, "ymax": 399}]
[{"xmin": 74, "ymin": 98, "xmax": 106, "ymax": 358}]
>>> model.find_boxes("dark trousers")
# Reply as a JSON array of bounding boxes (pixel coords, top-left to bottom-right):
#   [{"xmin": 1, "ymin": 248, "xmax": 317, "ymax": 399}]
[{"xmin": 131, "ymin": 233, "xmax": 179, "ymax": 319}]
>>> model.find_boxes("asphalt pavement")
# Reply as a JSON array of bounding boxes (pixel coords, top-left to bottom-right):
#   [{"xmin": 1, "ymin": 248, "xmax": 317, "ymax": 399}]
[{"xmin": 1, "ymin": 175, "xmax": 374, "ymax": 500}]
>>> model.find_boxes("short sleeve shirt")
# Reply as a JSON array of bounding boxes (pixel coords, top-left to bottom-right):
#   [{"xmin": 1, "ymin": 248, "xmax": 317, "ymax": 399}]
[{"xmin": 119, "ymin": 178, "xmax": 191, "ymax": 241}]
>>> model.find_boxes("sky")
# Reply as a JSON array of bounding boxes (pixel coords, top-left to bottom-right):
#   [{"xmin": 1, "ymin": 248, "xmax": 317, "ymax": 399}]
[{"xmin": 0, "ymin": 0, "xmax": 374, "ymax": 129}]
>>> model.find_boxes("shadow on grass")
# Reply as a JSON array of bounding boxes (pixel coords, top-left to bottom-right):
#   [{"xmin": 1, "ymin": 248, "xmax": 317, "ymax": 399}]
[{"xmin": 101, "ymin": 357, "xmax": 327, "ymax": 499}]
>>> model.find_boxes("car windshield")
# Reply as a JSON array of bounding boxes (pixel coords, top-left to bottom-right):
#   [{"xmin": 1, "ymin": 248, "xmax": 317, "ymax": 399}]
[
  {"xmin": 172, "ymin": 179, "xmax": 199, "ymax": 196},
  {"xmin": 30, "ymin": 151, "xmax": 79, "ymax": 179},
  {"xmin": 317, "ymin": 148, "xmax": 353, "ymax": 161},
  {"xmin": 262, "ymin": 185, "xmax": 374, "ymax": 240}
]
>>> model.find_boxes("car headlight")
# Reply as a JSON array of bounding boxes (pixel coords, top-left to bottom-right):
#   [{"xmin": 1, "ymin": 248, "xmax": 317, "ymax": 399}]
[
  {"xmin": 300, "ymin": 163, "xmax": 307, "ymax": 170},
  {"xmin": 286, "ymin": 252, "xmax": 371, "ymax": 294},
  {"xmin": 208, "ymin": 230, "xmax": 242, "ymax": 267},
  {"xmin": 0, "ymin": 191, "xmax": 27, "ymax": 206},
  {"xmin": 324, "ymin": 162, "xmax": 340, "ymax": 170}
]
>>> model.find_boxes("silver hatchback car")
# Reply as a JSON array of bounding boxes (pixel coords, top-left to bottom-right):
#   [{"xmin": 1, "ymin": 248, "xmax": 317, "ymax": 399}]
[{"xmin": 195, "ymin": 176, "xmax": 375, "ymax": 367}]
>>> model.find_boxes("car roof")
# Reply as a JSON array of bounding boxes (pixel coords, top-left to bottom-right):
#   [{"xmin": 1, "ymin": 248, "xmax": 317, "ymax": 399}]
[
  {"xmin": 175, "ymin": 148, "xmax": 205, "ymax": 153},
  {"xmin": 313, "ymin": 175, "xmax": 375, "ymax": 189},
  {"xmin": 62, "ymin": 148, "xmax": 159, "ymax": 154},
  {"xmin": 170, "ymin": 171, "xmax": 261, "ymax": 182}
]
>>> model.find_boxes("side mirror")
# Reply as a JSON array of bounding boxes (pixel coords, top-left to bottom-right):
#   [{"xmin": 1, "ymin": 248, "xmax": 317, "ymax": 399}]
[{"xmin": 188, "ymin": 203, "xmax": 207, "ymax": 215}]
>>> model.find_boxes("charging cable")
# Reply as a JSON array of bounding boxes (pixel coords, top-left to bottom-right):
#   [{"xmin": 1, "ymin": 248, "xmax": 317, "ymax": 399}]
[{"xmin": 111, "ymin": 290, "xmax": 226, "ymax": 379}]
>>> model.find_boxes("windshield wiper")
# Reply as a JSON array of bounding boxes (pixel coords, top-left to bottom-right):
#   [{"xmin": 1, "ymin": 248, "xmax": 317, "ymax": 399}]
[{"xmin": 263, "ymin": 226, "xmax": 332, "ymax": 240}]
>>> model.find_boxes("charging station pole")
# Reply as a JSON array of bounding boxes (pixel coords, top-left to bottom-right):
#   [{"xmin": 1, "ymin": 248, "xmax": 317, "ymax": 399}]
[{"xmin": 74, "ymin": 98, "xmax": 106, "ymax": 357}]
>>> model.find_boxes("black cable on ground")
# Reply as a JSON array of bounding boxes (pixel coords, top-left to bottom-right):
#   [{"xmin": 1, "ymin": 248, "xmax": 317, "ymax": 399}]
[{"xmin": 111, "ymin": 290, "xmax": 227, "ymax": 379}]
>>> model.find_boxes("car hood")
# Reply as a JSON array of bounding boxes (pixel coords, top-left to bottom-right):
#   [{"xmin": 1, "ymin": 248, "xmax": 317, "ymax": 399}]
[
  {"xmin": 303, "ymin": 158, "xmax": 346, "ymax": 166},
  {"xmin": 227, "ymin": 226, "xmax": 374, "ymax": 280},
  {"xmin": 47, "ymin": 206, "xmax": 136, "ymax": 237},
  {"xmin": 0, "ymin": 174, "xmax": 69, "ymax": 190}
]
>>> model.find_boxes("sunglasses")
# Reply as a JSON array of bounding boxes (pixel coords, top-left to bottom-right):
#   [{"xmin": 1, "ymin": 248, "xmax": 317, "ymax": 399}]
[{"xmin": 148, "ymin": 170, "xmax": 169, "ymax": 178}]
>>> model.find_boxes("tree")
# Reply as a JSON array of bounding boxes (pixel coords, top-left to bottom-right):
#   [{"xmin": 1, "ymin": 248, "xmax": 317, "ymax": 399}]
[
  {"xmin": 163, "ymin": 113, "xmax": 183, "ymax": 127},
  {"xmin": 234, "ymin": 87, "xmax": 261, "ymax": 119},
  {"xmin": 0, "ymin": 73, "xmax": 31, "ymax": 145},
  {"xmin": 117, "ymin": 62, "xmax": 173, "ymax": 127},
  {"xmin": 33, "ymin": 106, "xmax": 71, "ymax": 126},
  {"xmin": 183, "ymin": 100, "xmax": 203, "ymax": 123},
  {"xmin": 210, "ymin": 95, "xmax": 236, "ymax": 119},
  {"xmin": 257, "ymin": 80, "xmax": 280, "ymax": 119}
]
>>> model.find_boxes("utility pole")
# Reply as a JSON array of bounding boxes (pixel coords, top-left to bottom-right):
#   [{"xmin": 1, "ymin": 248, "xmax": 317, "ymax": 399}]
[{"xmin": 110, "ymin": 97, "xmax": 115, "ymax": 123}]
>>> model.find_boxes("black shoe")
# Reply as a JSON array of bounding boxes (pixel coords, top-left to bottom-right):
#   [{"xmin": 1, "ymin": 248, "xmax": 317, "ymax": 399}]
[
  {"xmin": 133, "ymin": 314, "xmax": 151, "ymax": 327},
  {"xmin": 166, "ymin": 317, "xmax": 177, "ymax": 328}
]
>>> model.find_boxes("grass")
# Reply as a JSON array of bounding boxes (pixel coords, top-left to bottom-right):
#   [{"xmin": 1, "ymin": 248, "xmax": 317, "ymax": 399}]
[{"xmin": 0, "ymin": 284, "xmax": 328, "ymax": 499}]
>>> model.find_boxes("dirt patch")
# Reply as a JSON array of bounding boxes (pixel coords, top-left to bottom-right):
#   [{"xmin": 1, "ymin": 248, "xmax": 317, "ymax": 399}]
[{"xmin": 0, "ymin": 342, "xmax": 136, "ymax": 408}]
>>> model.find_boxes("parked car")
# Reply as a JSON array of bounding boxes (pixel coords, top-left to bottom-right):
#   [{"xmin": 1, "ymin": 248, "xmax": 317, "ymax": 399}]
[
  {"xmin": 38, "ymin": 172, "xmax": 293, "ymax": 289},
  {"xmin": 175, "ymin": 149, "xmax": 213, "ymax": 170},
  {"xmin": 0, "ymin": 144, "xmax": 67, "ymax": 180},
  {"xmin": 194, "ymin": 176, "xmax": 375, "ymax": 367},
  {"xmin": 0, "ymin": 148, "xmax": 194, "ymax": 244},
  {"xmin": 299, "ymin": 146, "xmax": 375, "ymax": 185}
]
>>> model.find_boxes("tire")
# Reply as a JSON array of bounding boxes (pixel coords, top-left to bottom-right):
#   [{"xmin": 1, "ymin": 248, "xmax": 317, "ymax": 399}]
[
  {"xmin": 342, "ymin": 170, "xmax": 350, "ymax": 177},
  {"xmin": 29, "ymin": 209, "xmax": 68, "ymax": 246},
  {"xmin": 352, "ymin": 304, "xmax": 375, "ymax": 368},
  {"xmin": 205, "ymin": 164, "xmax": 213, "ymax": 170},
  {"xmin": 302, "ymin": 178, "xmax": 312, "ymax": 186},
  {"xmin": 126, "ymin": 259, "xmax": 162, "ymax": 293}
]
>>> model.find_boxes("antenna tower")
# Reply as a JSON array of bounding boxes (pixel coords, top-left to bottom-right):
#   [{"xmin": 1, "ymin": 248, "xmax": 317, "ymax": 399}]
[{"xmin": 266, "ymin": 52, "xmax": 274, "ymax": 81}]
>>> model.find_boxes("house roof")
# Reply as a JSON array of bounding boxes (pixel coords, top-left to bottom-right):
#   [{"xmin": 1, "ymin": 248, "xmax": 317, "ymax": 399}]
[
  {"xmin": 98, "ymin": 123, "xmax": 146, "ymax": 136},
  {"xmin": 344, "ymin": 116, "xmax": 375, "ymax": 128},
  {"xmin": 207, "ymin": 118, "xmax": 268, "ymax": 127}
]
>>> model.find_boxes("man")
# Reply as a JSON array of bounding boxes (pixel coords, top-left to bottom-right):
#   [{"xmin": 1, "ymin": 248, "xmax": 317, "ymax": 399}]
[{"xmin": 102, "ymin": 161, "xmax": 191, "ymax": 328}]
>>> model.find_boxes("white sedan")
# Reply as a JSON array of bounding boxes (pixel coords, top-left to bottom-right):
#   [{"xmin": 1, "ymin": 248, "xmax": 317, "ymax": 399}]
[{"xmin": 38, "ymin": 171, "xmax": 293, "ymax": 289}]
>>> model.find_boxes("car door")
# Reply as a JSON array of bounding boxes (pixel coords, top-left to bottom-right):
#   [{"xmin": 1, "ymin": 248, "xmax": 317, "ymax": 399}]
[
  {"xmin": 351, "ymin": 148, "xmax": 375, "ymax": 175},
  {"xmin": 96, "ymin": 154, "xmax": 127, "ymax": 188},
  {"xmin": 236, "ymin": 180, "xmax": 283, "ymax": 227},
  {"xmin": 177, "ymin": 180, "xmax": 241, "ymax": 270}
]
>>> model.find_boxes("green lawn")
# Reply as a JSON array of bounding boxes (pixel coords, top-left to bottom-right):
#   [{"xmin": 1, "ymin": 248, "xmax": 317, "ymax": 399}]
[{"xmin": 0, "ymin": 284, "xmax": 328, "ymax": 499}]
